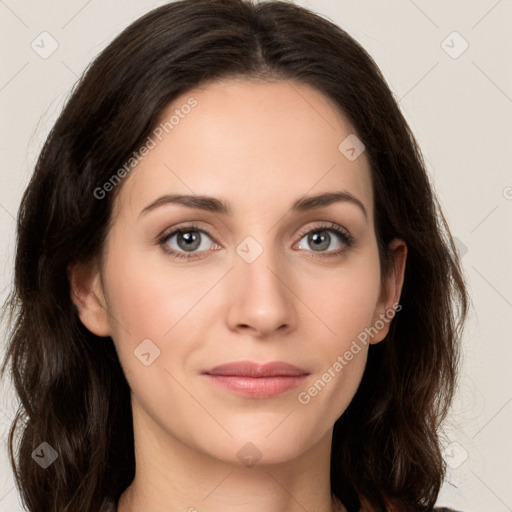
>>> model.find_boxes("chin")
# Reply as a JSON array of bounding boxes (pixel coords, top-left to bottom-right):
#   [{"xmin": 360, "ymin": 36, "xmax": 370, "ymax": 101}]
[{"xmin": 191, "ymin": 422, "xmax": 323, "ymax": 468}]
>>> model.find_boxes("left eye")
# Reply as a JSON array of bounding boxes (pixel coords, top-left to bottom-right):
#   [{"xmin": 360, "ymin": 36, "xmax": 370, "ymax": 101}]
[{"xmin": 296, "ymin": 228, "xmax": 349, "ymax": 253}]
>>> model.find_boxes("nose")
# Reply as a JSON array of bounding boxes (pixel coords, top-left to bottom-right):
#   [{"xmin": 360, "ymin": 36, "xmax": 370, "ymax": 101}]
[{"xmin": 225, "ymin": 241, "xmax": 298, "ymax": 338}]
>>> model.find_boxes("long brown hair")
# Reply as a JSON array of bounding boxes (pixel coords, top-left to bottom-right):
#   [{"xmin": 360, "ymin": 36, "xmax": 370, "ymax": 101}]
[{"xmin": 1, "ymin": 1, "xmax": 469, "ymax": 510}]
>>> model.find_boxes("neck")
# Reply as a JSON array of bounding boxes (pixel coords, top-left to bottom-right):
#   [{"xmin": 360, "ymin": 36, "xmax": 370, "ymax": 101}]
[{"xmin": 117, "ymin": 397, "xmax": 347, "ymax": 512}]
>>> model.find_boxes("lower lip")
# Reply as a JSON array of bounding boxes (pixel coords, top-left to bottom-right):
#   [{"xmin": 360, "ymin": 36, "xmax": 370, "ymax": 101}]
[{"xmin": 204, "ymin": 374, "xmax": 309, "ymax": 398}]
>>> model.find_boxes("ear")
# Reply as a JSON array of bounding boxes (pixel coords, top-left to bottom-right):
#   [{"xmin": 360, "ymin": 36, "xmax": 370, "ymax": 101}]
[
  {"xmin": 369, "ymin": 238, "xmax": 407, "ymax": 344},
  {"xmin": 67, "ymin": 260, "xmax": 111, "ymax": 337}
]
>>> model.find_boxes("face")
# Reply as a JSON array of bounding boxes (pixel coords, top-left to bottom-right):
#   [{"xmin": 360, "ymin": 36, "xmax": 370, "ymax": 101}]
[{"xmin": 73, "ymin": 78, "xmax": 406, "ymax": 467}]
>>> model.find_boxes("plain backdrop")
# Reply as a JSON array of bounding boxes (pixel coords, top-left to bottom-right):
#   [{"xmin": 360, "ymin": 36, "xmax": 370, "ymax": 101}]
[{"xmin": 1, "ymin": 1, "xmax": 511, "ymax": 511}]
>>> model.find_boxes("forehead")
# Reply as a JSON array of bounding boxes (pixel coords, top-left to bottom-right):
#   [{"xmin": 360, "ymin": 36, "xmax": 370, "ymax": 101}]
[{"xmin": 112, "ymin": 78, "xmax": 373, "ymax": 222}]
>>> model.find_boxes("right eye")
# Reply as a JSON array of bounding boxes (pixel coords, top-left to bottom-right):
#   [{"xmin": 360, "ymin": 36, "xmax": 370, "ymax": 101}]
[{"xmin": 159, "ymin": 225, "xmax": 221, "ymax": 260}]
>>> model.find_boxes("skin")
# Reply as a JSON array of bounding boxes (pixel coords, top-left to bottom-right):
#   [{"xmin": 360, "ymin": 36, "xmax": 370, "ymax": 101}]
[{"xmin": 69, "ymin": 78, "xmax": 407, "ymax": 512}]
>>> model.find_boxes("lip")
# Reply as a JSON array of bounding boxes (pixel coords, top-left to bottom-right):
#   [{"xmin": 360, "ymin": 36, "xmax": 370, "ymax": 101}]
[
  {"xmin": 202, "ymin": 361, "xmax": 310, "ymax": 399},
  {"xmin": 203, "ymin": 361, "xmax": 309, "ymax": 377}
]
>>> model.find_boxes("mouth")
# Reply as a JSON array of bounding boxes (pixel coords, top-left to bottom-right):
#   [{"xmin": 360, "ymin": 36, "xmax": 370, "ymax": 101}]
[{"xmin": 202, "ymin": 361, "xmax": 310, "ymax": 399}]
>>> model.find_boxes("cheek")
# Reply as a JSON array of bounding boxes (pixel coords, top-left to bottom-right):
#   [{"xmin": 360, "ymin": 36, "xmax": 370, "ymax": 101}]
[
  {"xmin": 303, "ymin": 254, "xmax": 382, "ymax": 346},
  {"xmin": 104, "ymin": 246, "xmax": 205, "ymax": 340},
  {"xmin": 102, "ymin": 255, "xmax": 201, "ymax": 419},
  {"xmin": 102, "ymin": 245, "xmax": 226, "ymax": 398},
  {"xmin": 300, "ymin": 348, "xmax": 368, "ymax": 418}
]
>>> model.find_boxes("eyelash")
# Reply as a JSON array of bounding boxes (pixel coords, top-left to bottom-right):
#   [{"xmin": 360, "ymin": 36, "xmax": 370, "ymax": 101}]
[{"xmin": 157, "ymin": 222, "xmax": 355, "ymax": 261}]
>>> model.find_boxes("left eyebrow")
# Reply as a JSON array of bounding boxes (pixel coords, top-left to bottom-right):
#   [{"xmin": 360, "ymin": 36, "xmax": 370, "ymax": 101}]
[
  {"xmin": 291, "ymin": 191, "xmax": 368, "ymax": 221},
  {"xmin": 139, "ymin": 190, "xmax": 368, "ymax": 221}
]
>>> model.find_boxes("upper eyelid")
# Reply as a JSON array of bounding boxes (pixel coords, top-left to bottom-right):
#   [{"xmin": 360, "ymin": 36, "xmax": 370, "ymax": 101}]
[{"xmin": 159, "ymin": 222, "xmax": 218, "ymax": 244}]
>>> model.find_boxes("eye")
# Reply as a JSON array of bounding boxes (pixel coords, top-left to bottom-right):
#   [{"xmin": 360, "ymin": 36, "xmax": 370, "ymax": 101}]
[
  {"xmin": 158, "ymin": 222, "xmax": 355, "ymax": 261},
  {"xmin": 295, "ymin": 222, "xmax": 354, "ymax": 258},
  {"xmin": 159, "ymin": 224, "xmax": 220, "ymax": 260}
]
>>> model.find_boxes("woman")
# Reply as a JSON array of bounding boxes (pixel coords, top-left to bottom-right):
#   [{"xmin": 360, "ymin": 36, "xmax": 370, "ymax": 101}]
[{"xmin": 1, "ymin": 0, "xmax": 468, "ymax": 510}]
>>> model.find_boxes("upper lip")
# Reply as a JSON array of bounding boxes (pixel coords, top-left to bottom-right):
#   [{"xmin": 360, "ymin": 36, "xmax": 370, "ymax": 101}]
[{"xmin": 203, "ymin": 361, "xmax": 309, "ymax": 377}]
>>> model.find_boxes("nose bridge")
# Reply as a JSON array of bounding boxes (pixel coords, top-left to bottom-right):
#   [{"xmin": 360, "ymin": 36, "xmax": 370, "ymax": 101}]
[{"xmin": 226, "ymin": 233, "xmax": 296, "ymax": 335}]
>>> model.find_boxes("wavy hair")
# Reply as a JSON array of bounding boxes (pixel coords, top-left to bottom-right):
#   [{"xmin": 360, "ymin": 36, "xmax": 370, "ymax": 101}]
[{"xmin": 1, "ymin": 0, "xmax": 469, "ymax": 510}]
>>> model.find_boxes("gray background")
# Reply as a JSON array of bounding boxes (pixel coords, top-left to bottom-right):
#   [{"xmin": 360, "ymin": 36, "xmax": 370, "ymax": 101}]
[{"xmin": 1, "ymin": 0, "xmax": 511, "ymax": 510}]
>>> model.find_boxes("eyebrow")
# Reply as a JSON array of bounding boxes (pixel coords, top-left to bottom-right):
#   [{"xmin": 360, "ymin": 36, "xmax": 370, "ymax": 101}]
[{"xmin": 139, "ymin": 191, "xmax": 368, "ymax": 221}]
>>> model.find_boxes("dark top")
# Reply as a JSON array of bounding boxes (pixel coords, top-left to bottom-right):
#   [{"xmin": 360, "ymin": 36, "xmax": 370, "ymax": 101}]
[{"xmin": 108, "ymin": 503, "xmax": 460, "ymax": 511}]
